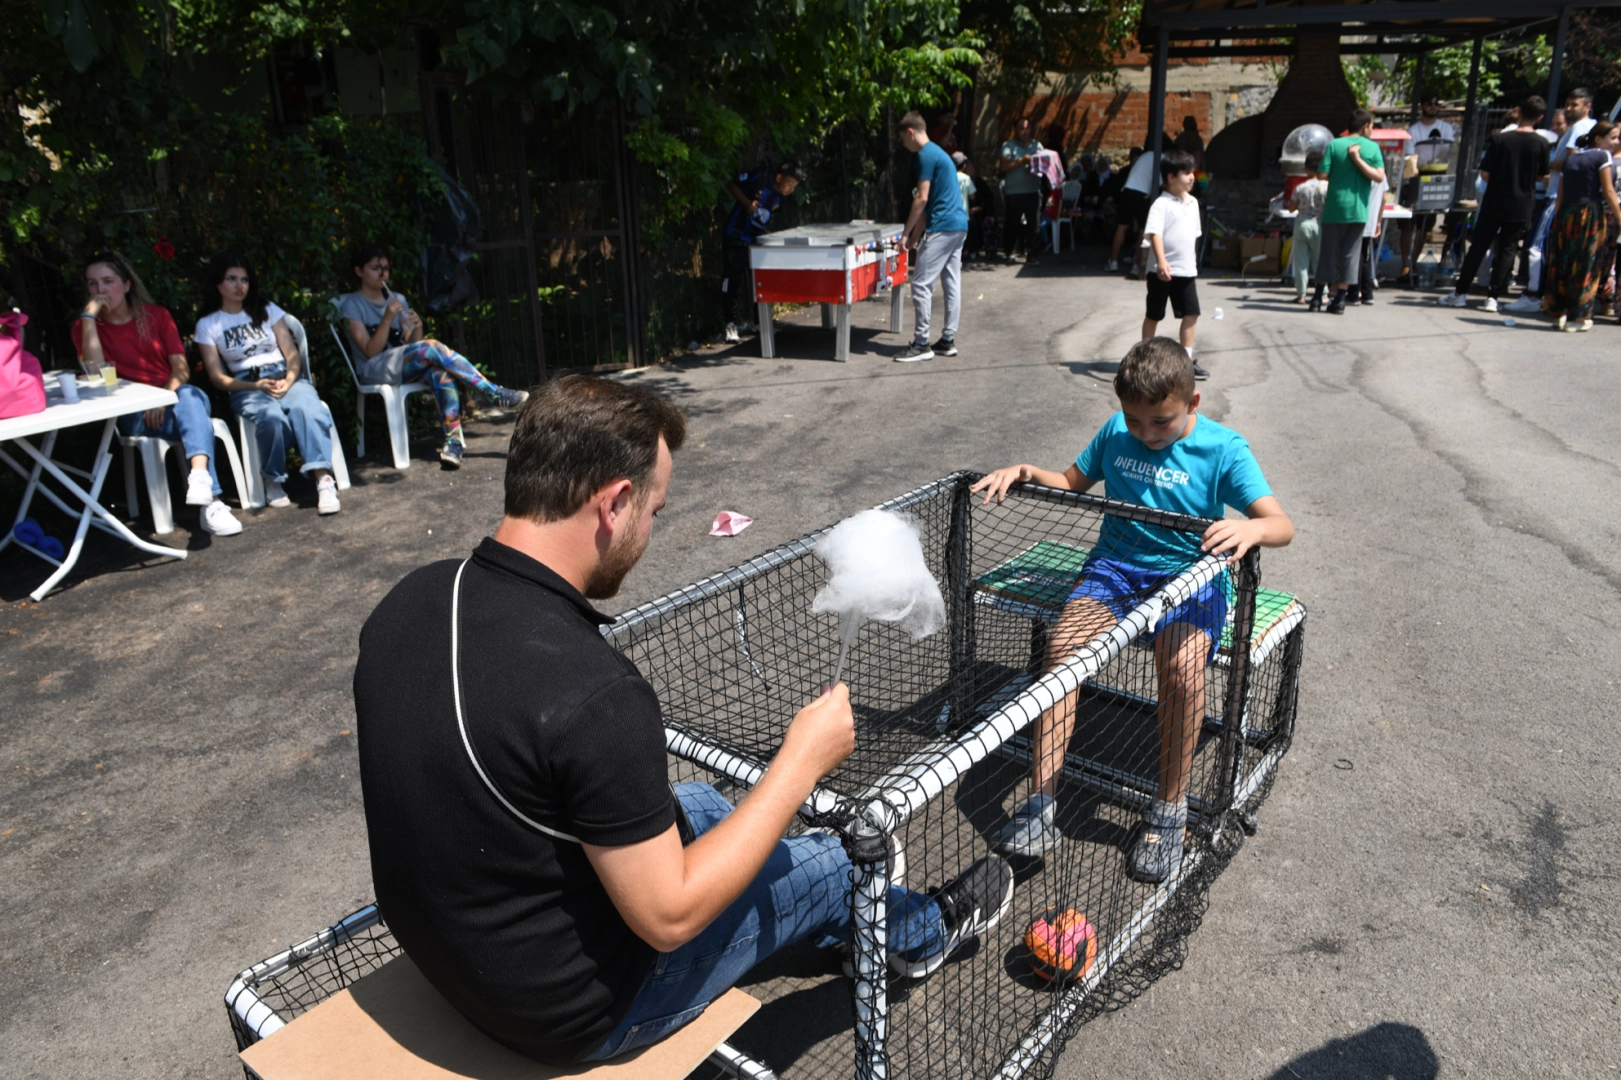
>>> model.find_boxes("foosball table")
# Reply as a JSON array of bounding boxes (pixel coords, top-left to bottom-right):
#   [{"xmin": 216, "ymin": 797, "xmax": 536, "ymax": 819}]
[{"xmin": 751, "ymin": 223, "xmax": 911, "ymax": 363}]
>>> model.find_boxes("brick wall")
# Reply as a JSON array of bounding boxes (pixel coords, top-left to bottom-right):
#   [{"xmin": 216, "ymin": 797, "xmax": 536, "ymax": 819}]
[{"xmin": 1000, "ymin": 91, "xmax": 1217, "ymax": 164}]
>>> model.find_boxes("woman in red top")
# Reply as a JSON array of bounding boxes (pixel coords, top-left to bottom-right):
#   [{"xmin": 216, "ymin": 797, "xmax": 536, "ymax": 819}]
[{"xmin": 71, "ymin": 251, "xmax": 242, "ymax": 536}]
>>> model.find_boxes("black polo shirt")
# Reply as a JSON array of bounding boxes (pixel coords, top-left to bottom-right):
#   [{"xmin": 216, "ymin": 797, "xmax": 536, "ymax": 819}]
[{"xmin": 354, "ymin": 537, "xmax": 676, "ymax": 1063}]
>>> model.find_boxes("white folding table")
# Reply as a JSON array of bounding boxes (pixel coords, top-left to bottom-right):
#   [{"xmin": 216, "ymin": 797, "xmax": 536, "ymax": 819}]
[{"xmin": 0, "ymin": 377, "xmax": 186, "ymax": 600}]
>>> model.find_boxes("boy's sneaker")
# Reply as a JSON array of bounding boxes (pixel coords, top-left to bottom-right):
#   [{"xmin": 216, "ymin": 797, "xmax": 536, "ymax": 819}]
[
  {"xmin": 263, "ymin": 479, "xmax": 291, "ymax": 508},
  {"xmin": 1577, "ymin": 318, "xmax": 1594, "ymax": 332},
  {"xmin": 890, "ymin": 855, "xmax": 1015, "ymax": 979},
  {"xmin": 488, "ymin": 386, "xmax": 529, "ymax": 410},
  {"xmin": 1128, "ymin": 820, "xmax": 1186, "ymax": 885},
  {"xmin": 1437, "ymin": 292, "xmax": 1465, "ymax": 307},
  {"xmin": 993, "ymin": 793, "xmax": 1061, "ymax": 857},
  {"xmin": 439, "ymin": 439, "xmax": 465, "ymax": 469},
  {"xmin": 1554, "ymin": 315, "xmax": 1568, "ymax": 332},
  {"xmin": 932, "ymin": 336, "xmax": 958, "ymax": 357},
  {"xmin": 185, "ymin": 468, "xmax": 214, "ymax": 507},
  {"xmin": 1191, "ymin": 360, "xmax": 1210, "ymax": 381},
  {"xmin": 316, "ymin": 476, "xmax": 341, "ymax": 515},
  {"xmin": 1482, "ymin": 296, "xmax": 1499, "ymax": 313},
  {"xmin": 1105, "ymin": 259, "xmax": 1119, "ymax": 272},
  {"xmin": 199, "ymin": 500, "xmax": 242, "ymax": 536},
  {"xmin": 894, "ymin": 342, "xmax": 934, "ymax": 363},
  {"xmin": 1503, "ymin": 294, "xmax": 1541, "ymax": 314},
  {"xmin": 723, "ymin": 322, "xmax": 741, "ymax": 344}
]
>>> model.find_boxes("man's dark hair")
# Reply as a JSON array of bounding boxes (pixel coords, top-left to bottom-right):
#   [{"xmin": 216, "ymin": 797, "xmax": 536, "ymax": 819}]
[
  {"xmin": 1569, "ymin": 86, "xmax": 1594, "ymax": 105},
  {"xmin": 1350, "ymin": 108, "xmax": 1375, "ymax": 132},
  {"xmin": 897, "ymin": 111, "xmax": 927, "ymax": 135},
  {"xmin": 505, "ymin": 375, "xmax": 687, "ymax": 522},
  {"xmin": 1518, "ymin": 95, "xmax": 1547, "ymax": 125},
  {"xmin": 1115, "ymin": 337, "xmax": 1195, "ymax": 405},
  {"xmin": 350, "ymin": 243, "xmax": 390, "ymax": 270},
  {"xmin": 1159, "ymin": 149, "xmax": 1196, "ymax": 181}
]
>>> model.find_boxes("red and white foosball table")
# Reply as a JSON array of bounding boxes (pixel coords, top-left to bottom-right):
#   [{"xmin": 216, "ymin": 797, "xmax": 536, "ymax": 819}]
[{"xmin": 751, "ymin": 222, "xmax": 910, "ymax": 363}]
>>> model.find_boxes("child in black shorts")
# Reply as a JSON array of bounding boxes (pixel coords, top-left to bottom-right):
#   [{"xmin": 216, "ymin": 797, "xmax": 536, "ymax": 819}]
[{"xmin": 1142, "ymin": 150, "xmax": 1207, "ymax": 380}]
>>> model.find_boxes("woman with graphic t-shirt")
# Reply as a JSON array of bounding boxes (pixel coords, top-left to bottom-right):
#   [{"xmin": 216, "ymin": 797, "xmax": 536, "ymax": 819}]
[
  {"xmin": 338, "ymin": 243, "xmax": 529, "ymax": 470},
  {"xmin": 71, "ymin": 251, "xmax": 243, "ymax": 536},
  {"xmin": 195, "ymin": 253, "xmax": 341, "ymax": 514}
]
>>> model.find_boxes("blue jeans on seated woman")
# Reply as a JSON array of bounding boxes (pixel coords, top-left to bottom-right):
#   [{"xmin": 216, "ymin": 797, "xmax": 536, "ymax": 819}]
[
  {"xmin": 115, "ymin": 383, "xmax": 220, "ymax": 497},
  {"xmin": 581, "ymin": 782, "xmax": 945, "ymax": 1061},
  {"xmin": 230, "ymin": 380, "xmax": 334, "ymax": 483}
]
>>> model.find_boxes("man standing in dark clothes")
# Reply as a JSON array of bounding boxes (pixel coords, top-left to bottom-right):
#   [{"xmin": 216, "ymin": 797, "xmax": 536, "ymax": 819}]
[
  {"xmin": 1439, "ymin": 96, "xmax": 1551, "ymax": 313},
  {"xmin": 719, "ymin": 161, "xmax": 802, "ymax": 344},
  {"xmin": 354, "ymin": 376, "xmax": 1015, "ymax": 1065}
]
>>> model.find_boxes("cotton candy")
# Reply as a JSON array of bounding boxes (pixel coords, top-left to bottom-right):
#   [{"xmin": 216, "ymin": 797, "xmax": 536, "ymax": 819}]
[{"xmin": 812, "ymin": 509, "xmax": 946, "ymax": 643}]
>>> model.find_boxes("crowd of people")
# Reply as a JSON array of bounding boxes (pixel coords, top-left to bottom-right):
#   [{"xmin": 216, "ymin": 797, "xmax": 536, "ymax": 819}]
[{"xmin": 66, "ymin": 245, "xmax": 529, "ymax": 535}]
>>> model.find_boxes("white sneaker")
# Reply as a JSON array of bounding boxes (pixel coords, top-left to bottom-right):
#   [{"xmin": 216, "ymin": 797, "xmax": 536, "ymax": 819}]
[
  {"xmin": 1105, "ymin": 259, "xmax": 1119, "ymax": 272},
  {"xmin": 263, "ymin": 480, "xmax": 291, "ymax": 508},
  {"xmin": 723, "ymin": 322, "xmax": 741, "ymax": 344},
  {"xmin": 1439, "ymin": 293, "xmax": 1467, "ymax": 308},
  {"xmin": 200, "ymin": 500, "xmax": 242, "ymax": 536},
  {"xmin": 1577, "ymin": 318, "xmax": 1594, "ymax": 332},
  {"xmin": 1482, "ymin": 297, "xmax": 1499, "ymax": 313},
  {"xmin": 185, "ymin": 468, "xmax": 214, "ymax": 506},
  {"xmin": 1503, "ymin": 295, "xmax": 1541, "ymax": 314},
  {"xmin": 1555, "ymin": 314, "xmax": 1568, "ymax": 331},
  {"xmin": 317, "ymin": 476, "xmax": 341, "ymax": 515}
]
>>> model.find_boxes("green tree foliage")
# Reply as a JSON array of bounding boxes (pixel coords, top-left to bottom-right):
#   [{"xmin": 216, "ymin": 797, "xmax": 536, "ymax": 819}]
[
  {"xmin": 447, "ymin": 0, "xmax": 981, "ymax": 229},
  {"xmin": 960, "ymin": 0, "xmax": 1143, "ymax": 99}
]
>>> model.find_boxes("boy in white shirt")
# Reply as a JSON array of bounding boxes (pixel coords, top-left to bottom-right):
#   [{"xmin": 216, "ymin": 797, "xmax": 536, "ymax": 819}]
[{"xmin": 1141, "ymin": 150, "xmax": 1206, "ymax": 380}]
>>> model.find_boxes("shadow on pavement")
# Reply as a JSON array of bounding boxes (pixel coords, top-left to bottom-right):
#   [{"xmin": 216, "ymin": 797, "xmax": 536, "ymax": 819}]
[{"xmin": 1264, "ymin": 1022, "xmax": 1440, "ymax": 1080}]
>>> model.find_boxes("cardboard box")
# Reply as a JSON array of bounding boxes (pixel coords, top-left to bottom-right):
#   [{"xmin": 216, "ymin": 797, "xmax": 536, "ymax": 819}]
[
  {"xmin": 1240, "ymin": 236, "xmax": 1282, "ymax": 275},
  {"xmin": 1205, "ymin": 235, "xmax": 1240, "ymax": 269}
]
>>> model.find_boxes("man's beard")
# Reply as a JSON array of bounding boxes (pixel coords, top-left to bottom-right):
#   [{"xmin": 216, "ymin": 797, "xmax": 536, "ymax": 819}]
[{"xmin": 584, "ymin": 516, "xmax": 647, "ymax": 600}]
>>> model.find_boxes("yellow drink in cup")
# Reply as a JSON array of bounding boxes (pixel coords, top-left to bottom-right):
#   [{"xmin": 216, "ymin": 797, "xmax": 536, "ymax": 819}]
[{"xmin": 100, "ymin": 366, "xmax": 117, "ymax": 388}]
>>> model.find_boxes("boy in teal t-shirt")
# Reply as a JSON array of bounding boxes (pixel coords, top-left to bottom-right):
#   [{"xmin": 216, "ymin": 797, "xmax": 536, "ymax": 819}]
[
  {"xmin": 972, "ymin": 337, "xmax": 1294, "ymax": 883},
  {"xmin": 1317, "ymin": 109, "xmax": 1388, "ymax": 314}
]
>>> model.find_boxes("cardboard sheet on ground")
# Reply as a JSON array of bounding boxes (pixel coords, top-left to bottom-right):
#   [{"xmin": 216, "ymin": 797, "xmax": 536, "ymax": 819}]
[{"xmin": 239, "ymin": 954, "xmax": 758, "ymax": 1080}]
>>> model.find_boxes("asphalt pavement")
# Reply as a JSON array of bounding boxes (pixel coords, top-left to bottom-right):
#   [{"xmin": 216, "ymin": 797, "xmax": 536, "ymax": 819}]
[{"xmin": 2, "ymin": 253, "xmax": 1616, "ymax": 1079}]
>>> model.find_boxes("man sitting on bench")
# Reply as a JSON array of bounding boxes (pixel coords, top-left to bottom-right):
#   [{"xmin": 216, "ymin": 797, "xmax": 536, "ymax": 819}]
[{"xmin": 354, "ymin": 375, "xmax": 1013, "ymax": 1065}]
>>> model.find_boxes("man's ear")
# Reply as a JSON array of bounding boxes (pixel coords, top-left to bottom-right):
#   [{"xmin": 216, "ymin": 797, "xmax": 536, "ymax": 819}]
[{"xmin": 597, "ymin": 478, "xmax": 635, "ymax": 530}]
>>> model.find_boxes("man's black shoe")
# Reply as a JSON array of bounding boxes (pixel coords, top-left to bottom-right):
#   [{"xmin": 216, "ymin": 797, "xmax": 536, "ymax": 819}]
[
  {"xmin": 1191, "ymin": 360, "xmax": 1210, "ymax": 381},
  {"xmin": 932, "ymin": 337, "xmax": 959, "ymax": 357},
  {"xmin": 1326, "ymin": 295, "xmax": 1346, "ymax": 315}
]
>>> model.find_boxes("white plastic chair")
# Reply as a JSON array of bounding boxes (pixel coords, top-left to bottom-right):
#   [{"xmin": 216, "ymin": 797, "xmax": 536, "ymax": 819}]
[
  {"xmin": 233, "ymin": 312, "xmax": 351, "ymax": 508},
  {"xmin": 1055, "ymin": 180, "xmax": 1083, "ymax": 252},
  {"xmin": 120, "ymin": 417, "xmax": 249, "ymax": 536},
  {"xmin": 326, "ymin": 299, "xmax": 431, "ymax": 470}
]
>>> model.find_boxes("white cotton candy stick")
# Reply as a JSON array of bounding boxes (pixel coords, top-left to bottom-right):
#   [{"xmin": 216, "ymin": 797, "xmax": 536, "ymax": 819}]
[{"xmin": 813, "ymin": 509, "xmax": 947, "ymax": 688}]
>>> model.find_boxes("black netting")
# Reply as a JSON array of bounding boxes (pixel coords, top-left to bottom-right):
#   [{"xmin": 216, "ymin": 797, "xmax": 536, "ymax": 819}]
[
  {"xmin": 223, "ymin": 472, "xmax": 1304, "ymax": 1080},
  {"xmin": 621, "ymin": 472, "xmax": 1307, "ymax": 1079}
]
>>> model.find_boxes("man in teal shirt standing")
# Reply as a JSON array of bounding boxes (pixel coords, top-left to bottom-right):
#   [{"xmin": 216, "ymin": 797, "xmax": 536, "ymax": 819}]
[
  {"xmin": 896, "ymin": 111, "xmax": 969, "ymax": 363},
  {"xmin": 1317, "ymin": 109, "xmax": 1387, "ymax": 315}
]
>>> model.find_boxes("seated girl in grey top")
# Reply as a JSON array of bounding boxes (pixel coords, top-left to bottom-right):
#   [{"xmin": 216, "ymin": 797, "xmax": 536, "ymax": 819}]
[{"xmin": 339, "ymin": 243, "xmax": 528, "ymax": 469}]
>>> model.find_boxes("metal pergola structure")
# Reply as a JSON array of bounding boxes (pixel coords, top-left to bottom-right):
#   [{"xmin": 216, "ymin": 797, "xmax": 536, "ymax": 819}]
[{"xmin": 1136, "ymin": 0, "xmax": 1621, "ymax": 178}]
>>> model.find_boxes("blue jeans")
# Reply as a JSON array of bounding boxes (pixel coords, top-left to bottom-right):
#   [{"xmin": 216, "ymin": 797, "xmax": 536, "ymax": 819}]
[
  {"xmin": 115, "ymin": 383, "xmax": 220, "ymax": 497},
  {"xmin": 230, "ymin": 380, "xmax": 334, "ymax": 483},
  {"xmin": 582, "ymin": 783, "xmax": 945, "ymax": 1061}
]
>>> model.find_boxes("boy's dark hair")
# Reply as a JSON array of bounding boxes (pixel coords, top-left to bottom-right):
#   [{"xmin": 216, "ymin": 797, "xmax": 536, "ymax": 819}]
[
  {"xmin": 1305, "ymin": 151, "xmax": 1325, "ymax": 173},
  {"xmin": 1115, "ymin": 337, "xmax": 1195, "ymax": 405},
  {"xmin": 775, "ymin": 159, "xmax": 804, "ymax": 181},
  {"xmin": 505, "ymin": 374, "xmax": 687, "ymax": 523},
  {"xmin": 897, "ymin": 111, "xmax": 927, "ymax": 135},
  {"xmin": 1518, "ymin": 95, "xmax": 1547, "ymax": 125},
  {"xmin": 1350, "ymin": 108, "xmax": 1375, "ymax": 132},
  {"xmin": 198, "ymin": 252, "xmax": 271, "ymax": 328},
  {"xmin": 350, "ymin": 243, "xmax": 390, "ymax": 270},
  {"xmin": 1159, "ymin": 149, "xmax": 1196, "ymax": 181}
]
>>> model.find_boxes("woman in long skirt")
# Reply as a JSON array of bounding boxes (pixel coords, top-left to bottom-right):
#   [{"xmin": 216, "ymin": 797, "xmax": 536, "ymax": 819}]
[{"xmin": 1544, "ymin": 121, "xmax": 1621, "ymax": 331}]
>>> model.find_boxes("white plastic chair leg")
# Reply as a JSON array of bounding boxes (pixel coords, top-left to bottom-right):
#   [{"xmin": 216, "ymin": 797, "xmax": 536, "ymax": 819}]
[
  {"xmin": 379, "ymin": 384, "xmax": 412, "ymax": 470},
  {"xmin": 236, "ymin": 417, "xmax": 266, "ymax": 508},
  {"xmin": 121, "ymin": 440, "xmax": 140, "ymax": 521},
  {"xmin": 139, "ymin": 438, "xmax": 175, "ymax": 535},
  {"xmin": 328, "ymin": 424, "xmax": 351, "ymax": 490},
  {"xmin": 355, "ymin": 392, "xmax": 368, "ymax": 461},
  {"xmin": 211, "ymin": 418, "xmax": 250, "ymax": 510}
]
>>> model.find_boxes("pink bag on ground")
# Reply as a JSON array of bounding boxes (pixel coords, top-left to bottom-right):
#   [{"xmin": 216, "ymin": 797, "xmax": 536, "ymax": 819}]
[{"xmin": 0, "ymin": 310, "xmax": 46, "ymax": 419}]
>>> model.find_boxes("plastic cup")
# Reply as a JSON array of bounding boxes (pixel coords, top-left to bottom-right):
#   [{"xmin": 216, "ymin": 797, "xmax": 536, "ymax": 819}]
[
  {"xmin": 1214, "ymin": 307, "xmax": 1225, "ymax": 320},
  {"xmin": 57, "ymin": 371, "xmax": 80, "ymax": 403},
  {"xmin": 100, "ymin": 366, "xmax": 117, "ymax": 388},
  {"xmin": 1503, "ymin": 318, "xmax": 1516, "ymax": 327}
]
